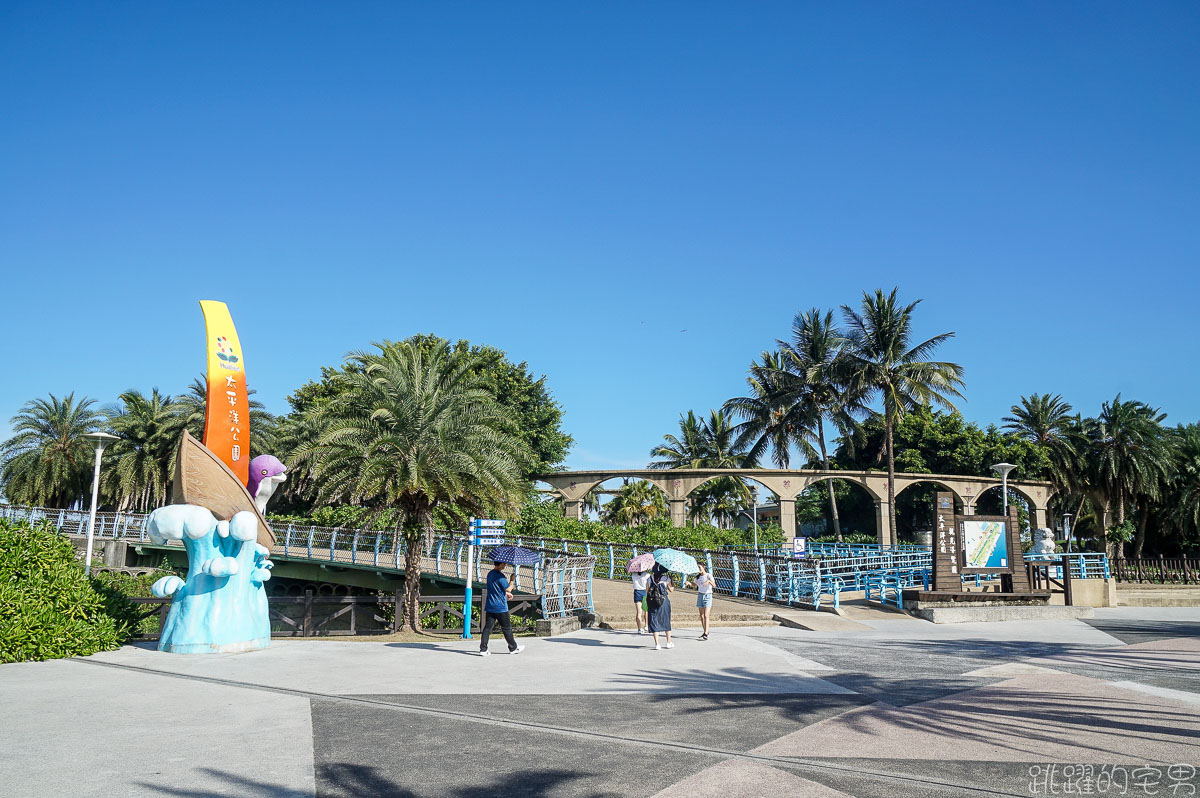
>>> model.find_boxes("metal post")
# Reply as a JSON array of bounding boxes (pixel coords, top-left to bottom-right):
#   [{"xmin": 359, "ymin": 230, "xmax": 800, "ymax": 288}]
[
  {"xmin": 82, "ymin": 433, "xmax": 117, "ymax": 576},
  {"xmin": 462, "ymin": 519, "xmax": 476, "ymax": 640}
]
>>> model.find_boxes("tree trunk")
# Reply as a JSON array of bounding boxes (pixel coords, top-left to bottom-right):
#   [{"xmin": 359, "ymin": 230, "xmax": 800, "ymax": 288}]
[
  {"xmin": 1133, "ymin": 508, "xmax": 1148, "ymax": 559},
  {"xmin": 817, "ymin": 424, "xmax": 842, "ymax": 541},
  {"xmin": 1115, "ymin": 495, "xmax": 1126, "ymax": 559},
  {"xmin": 885, "ymin": 417, "xmax": 897, "ymax": 547},
  {"xmin": 399, "ymin": 514, "xmax": 426, "ymax": 632}
]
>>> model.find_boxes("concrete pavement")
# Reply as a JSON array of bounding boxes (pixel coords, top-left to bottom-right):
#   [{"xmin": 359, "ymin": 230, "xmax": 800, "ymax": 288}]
[{"xmin": 1, "ymin": 607, "xmax": 1197, "ymax": 797}]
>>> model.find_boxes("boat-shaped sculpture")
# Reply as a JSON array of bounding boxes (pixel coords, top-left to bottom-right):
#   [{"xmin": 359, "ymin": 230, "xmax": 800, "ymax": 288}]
[{"xmin": 171, "ymin": 430, "xmax": 276, "ymax": 547}]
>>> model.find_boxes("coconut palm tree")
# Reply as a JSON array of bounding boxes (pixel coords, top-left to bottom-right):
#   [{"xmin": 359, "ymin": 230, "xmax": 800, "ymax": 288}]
[
  {"xmin": 101, "ymin": 389, "xmax": 186, "ymax": 512},
  {"xmin": 295, "ymin": 340, "xmax": 532, "ymax": 630},
  {"xmin": 602, "ymin": 480, "xmax": 667, "ymax": 527},
  {"xmin": 840, "ymin": 289, "xmax": 965, "ymax": 544},
  {"xmin": 647, "ymin": 410, "xmax": 711, "ymax": 470},
  {"xmin": 0, "ymin": 393, "xmax": 104, "ymax": 508},
  {"xmin": 777, "ymin": 308, "xmax": 868, "ymax": 539},
  {"xmin": 723, "ymin": 351, "xmax": 806, "ymax": 470},
  {"xmin": 649, "ymin": 409, "xmax": 751, "ymax": 525}
]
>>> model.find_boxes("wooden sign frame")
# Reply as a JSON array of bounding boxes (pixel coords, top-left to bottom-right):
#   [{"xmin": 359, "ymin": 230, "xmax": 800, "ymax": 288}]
[{"xmin": 932, "ymin": 491, "xmax": 1031, "ymax": 594}]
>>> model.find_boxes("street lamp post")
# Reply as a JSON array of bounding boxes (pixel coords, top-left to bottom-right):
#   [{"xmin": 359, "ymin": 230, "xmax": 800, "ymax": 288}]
[
  {"xmin": 964, "ymin": 490, "xmax": 974, "ymax": 516},
  {"xmin": 991, "ymin": 462, "xmax": 1017, "ymax": 515},
  {"xmin": 83, "ymin": 432, "xmax": 118, "ymax": 576},
  {"xmin": 1062, "ymin": 512, "xmax": 1074, "ymax": 554},
  {"xmin": 750, "ymin": 484, "xmax": 759, "ymax": 551}
]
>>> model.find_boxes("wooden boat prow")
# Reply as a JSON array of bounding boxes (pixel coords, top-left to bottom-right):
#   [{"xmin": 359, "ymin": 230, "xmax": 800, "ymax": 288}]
[{"xmin": 171, "ymin": 431, "xmax": 276, "ymax": 546}]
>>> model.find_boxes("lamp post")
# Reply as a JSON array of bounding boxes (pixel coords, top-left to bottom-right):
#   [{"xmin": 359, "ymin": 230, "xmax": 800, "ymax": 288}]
[
  {"xmin": 964, "ymin": 490, "xmax": 974, "ymax": 516},
  {"xmin": 991, "ymin": 462, "xmax": 1017, "ymax": 515},
  {"xmin": 1062, "ymin": 512, "xmax": 1074, "ymax": 554},
  {"xmin": 750, "ymin": 484, "xmax": 759, "ymax": 551},
  {"xmin": 82, "ymin": 432, "xmax": 118, "ymax": 576}
]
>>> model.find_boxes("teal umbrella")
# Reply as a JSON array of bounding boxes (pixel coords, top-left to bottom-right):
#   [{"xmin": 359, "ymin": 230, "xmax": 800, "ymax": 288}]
[{"xmin": 652, "ymin": 548, "xmax": 700, "ymax": 574}]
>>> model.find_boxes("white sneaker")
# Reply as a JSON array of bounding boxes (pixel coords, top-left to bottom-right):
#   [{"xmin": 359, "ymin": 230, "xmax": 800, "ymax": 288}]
[
  {"xmin": 509, "ymin": 645, "xmax": 525, "ymax": 654},
  {"xmin": 479, "ymin": 650, "xmax": 490, "ymax": 657},
  {"xmin": 665, "ymin": 642, "xmax": 675, "ymax": 649},
  {"xmin": 637, "ymin": 629, "xmax": 647, "ymax": 635}
]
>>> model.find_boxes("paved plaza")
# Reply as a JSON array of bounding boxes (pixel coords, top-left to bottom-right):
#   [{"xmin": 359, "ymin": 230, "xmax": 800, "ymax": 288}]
[{"xmin": 1, "ymin": 607, "xmax": 1197, "ymax": 797}]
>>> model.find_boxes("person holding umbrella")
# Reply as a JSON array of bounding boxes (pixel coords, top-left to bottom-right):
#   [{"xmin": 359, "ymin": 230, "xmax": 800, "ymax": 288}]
[
  {"xmin": 646, "ymin": 563, "xmax": 674, "ymax": 649},
  {"xmin": 627, "ymin": 552, "xmax": 655, "ymax": 635},
  {"xmin": 479, "ymin": 546, "xmax": 537, "ymax": 656}
]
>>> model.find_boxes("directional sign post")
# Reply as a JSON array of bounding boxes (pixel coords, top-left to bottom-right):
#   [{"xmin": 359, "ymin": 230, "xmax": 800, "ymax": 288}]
[{"xmin": 463, "ymin": 518, "xmax": 506, "ymax": 639}]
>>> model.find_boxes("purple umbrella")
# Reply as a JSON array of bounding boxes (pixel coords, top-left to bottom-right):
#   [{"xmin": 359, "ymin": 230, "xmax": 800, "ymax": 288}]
[{"xmin": 626, "ymin": 552, "xmax": 655, "ymax": 573}]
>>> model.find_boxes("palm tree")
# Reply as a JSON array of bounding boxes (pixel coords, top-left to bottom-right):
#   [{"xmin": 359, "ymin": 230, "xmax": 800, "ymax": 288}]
[
  {"xmin": 777, "ymin": 308, "xmax": 867, "ymax": 539},
  {"xmin": 1002, "ymin": 394, "xmax": 1084, "ymax": 502},
  {"xmin": 1083, "ymin": 395, "xmax": 1172, "ymax": 557},
  {"xmin": 295, "ymin": 340, "xmax": 532, "ymax": 630},
  {"xmin": 602, "ymin": 480, "xmax": 667, "ymax": 527},
  {"xmin": 647, "ymin": 410, "xmax": 711, "ymax": 470},
  {"xmin": 723, "ymin": 351, "xmax": 805, "ymax": 470},
  {"xmin": 101, "ymin": 389, "xmax": 186, "ymax": 512},
  {"xmin": 841, "ymin": 289, "xmax": 965, "ymax": 544},
  {"xmin": 0, "ymin": 393, "xmax": 104, "ymax": 508},
  {"xmin": 1167, "ymin": 424, "xmax": 1200, "ymax": 551},
  {"xmin": 649, "ymin": 409, "xmax": 751, "ymax": 525}
]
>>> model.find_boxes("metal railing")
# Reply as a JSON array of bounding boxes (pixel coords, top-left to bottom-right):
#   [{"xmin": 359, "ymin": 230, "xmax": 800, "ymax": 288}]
[
  {"xmin": 5, "ymin": 503, "xmax": 1116, "ymax": 615},
  {"xmin": 1111, "ymin": 556, "xmax": 1200, "ymax": 585},
  {"xmin": 1, "ymin": 504, "xmax": 594, "ymax": 619}
]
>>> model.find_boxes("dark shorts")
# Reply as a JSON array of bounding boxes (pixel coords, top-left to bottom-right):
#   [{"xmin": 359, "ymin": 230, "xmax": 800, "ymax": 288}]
[{"xmin": 633, "ymin": 589, "xmax": 646, "ymax": 603}]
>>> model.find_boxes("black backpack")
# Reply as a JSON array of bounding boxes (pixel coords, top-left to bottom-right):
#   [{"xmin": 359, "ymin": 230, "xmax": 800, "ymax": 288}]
[{"xmin": 646, "ymin": 578, "xmax": 666, "ymax": 610}]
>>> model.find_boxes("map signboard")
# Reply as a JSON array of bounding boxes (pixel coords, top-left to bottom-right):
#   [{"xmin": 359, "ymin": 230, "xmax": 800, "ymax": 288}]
[{"xmin": 960, "ymin": 519, "xmax": 1009, "ymax": 570}]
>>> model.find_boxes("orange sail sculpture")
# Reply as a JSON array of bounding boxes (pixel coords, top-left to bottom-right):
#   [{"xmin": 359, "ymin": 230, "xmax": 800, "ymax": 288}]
[
  {"xmin": 168, "ymin": 301, "xmax": 275, "ymax": 546},
  {"xmin": 200, "ymin": 300, "xmax": 251, "ymax": 485}
]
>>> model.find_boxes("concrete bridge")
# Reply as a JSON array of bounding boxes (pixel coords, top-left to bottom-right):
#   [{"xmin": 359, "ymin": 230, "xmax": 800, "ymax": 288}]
[{"xmin": 534, "ymin": 468, "xmax": 1055, "ymax": 545}]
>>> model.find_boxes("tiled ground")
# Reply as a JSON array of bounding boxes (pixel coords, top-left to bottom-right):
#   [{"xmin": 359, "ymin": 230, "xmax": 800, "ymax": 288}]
[{"xmin": 1, "ymin": 607, "xmax": 1197, "ymax": 797}]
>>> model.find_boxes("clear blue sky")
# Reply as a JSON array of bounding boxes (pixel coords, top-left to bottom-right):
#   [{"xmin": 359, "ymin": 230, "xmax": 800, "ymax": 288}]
[{"xmin": 2, "ymin": 2, "xmax": 1198, "ymax": 471}]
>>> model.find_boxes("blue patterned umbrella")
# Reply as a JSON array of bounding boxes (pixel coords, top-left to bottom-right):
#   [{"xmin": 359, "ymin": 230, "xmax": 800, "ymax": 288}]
[
  {"xmin": 488, "ymin": 545, "xmax": 541, "ymax": 566},
  {"xmin": 652, "ymin": 548, "xmax": 700, "ymax": 574}
]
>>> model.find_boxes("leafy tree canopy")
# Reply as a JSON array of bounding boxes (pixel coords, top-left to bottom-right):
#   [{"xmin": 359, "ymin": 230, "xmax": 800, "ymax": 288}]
[{"xmin": 285, "ymin": 334, "xmax": 572, "ymax": 475}]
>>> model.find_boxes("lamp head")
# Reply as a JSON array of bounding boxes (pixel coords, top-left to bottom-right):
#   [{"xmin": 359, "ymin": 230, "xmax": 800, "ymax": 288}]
[
  {"xmin": 84, "ymin": 432, "xmax": 119, "ymax": 449},
  {"xmin": 991, "ymin": 462, "xmax": 1017, "ymax": 478}
]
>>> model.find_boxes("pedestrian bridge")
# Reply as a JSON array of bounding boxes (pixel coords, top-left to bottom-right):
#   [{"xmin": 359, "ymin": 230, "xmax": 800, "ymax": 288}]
[
  {"xmin": 1, "ymin": 504, "xmax": 596, "ymax": 620},
  {"xmin": 535, "ymin": 468, "xmax": 1055, "ymax": 545}
]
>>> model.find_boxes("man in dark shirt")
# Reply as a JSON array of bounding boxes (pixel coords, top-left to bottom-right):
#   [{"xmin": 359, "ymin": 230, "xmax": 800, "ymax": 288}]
[{"xmin": 479, "ymin": 560, "xmax": 524, "ymax": 656}]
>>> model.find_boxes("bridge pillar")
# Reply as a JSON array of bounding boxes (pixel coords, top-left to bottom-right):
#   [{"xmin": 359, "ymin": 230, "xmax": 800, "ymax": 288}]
[
  {"xmin": 669, "ymin": 499, "xmax": 687, "ymax": 527},
  {"xmin": 874, "ymin": 500, "xmax": 893, "ymax": 546},
  {"xmin": 563, "ymin": 500, "xmax": 583, "ymax": 521},
  {"xmin": 778, "ymin": 497, "xmax": 796, "ymax": 540},
  {"xmin": 1032, "ymin": 505, "xmax": 1049, "ymax": 530}
]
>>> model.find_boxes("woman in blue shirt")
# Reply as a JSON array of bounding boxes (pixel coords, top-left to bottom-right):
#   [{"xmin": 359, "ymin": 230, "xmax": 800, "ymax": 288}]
[{"xmin": 479, "ymin": 561, "xmax": 524, "ymax": 656}]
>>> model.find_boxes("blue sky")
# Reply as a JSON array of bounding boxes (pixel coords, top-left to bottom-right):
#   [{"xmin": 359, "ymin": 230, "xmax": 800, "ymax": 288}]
[{"xmin": 2, "ymin": 2, "xmax": 1198, "ymax": 471}]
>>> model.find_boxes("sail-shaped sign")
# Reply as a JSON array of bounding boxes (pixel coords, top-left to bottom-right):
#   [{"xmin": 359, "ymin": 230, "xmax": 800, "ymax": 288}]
[{"xmin": 199, "ymin": 300, "xmax": 250, "ymax": 485}]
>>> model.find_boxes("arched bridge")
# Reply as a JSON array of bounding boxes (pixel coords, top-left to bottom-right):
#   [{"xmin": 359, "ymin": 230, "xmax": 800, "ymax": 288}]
[{"xmin": 534, "ymin": 468, "xmax": 1055, "ymax": 545}]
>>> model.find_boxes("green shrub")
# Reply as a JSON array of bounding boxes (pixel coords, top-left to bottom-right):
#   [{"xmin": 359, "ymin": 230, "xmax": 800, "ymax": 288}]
[
  {"xmin": 0, "ymin": 518, "xmax": 125, "ymax": 663},
  {"xmin": 811, "ymin": 533, "xmax": 878, "ymax": 545},
  {"xmin": 90, "ymin": 566, "xmax": 177, "ymax": 636}
]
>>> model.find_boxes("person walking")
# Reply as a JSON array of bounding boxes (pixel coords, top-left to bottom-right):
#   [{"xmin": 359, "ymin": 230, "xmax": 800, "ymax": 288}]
[
  {"xmin": 646, "ymin": 563, "xmax": 674, "ymax": 650},
  {"xmin": 690, "ymin": 563, "xmax": 714, "ymax": 640},
  {"xmin": 631, "ymin": 567, "xmax": 651, "ymax": 634},
  {"xmin": 479, "ymin": 560, "xmax": 524, "ymax": 656}
]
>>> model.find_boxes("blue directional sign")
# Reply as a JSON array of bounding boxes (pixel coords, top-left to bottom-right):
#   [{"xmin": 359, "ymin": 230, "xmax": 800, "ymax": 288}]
[
  {"xmin": 470, "ymin": 519, "xmax": 507, "ymax": 529},
  {"xmin": 473, "ymin": 536, "xmax": 504, "ymax": 546}
]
